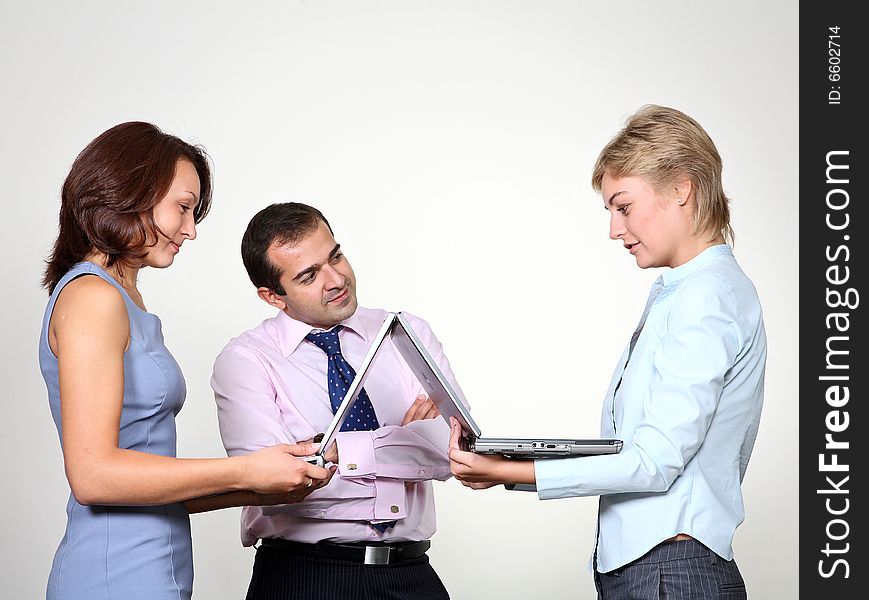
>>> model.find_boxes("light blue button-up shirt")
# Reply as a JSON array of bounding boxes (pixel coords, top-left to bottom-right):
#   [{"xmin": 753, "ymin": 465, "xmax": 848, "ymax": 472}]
[{"xmin": 535, "ymin": 244, "xmax": 766, "ymax": 573}]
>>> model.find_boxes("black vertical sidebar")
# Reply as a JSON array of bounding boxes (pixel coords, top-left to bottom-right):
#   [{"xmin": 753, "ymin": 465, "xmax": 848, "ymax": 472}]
[{"xmin": 800, "ymin": 3, "xmax": 865, "ymax": 597}]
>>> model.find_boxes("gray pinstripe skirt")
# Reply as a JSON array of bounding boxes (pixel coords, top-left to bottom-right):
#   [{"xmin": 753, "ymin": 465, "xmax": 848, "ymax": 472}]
[{"xmin": 595, "ymin": 539, "xmax": 747, "ymax": 600}]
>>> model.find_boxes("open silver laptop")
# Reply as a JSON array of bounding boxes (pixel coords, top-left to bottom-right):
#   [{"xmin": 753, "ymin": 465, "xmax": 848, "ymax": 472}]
[
  {"xmin": 305, "ymin": 311, "xmax": 622, "ymax": 467},
  {"xmin": 390, "ymin": 312, "xmax": 623, "ymax": 460}
]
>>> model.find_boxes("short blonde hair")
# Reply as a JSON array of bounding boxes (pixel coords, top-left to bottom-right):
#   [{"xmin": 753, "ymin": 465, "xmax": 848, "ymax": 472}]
[{"xmin": 591, "ymin": 105, "xmax": 733, "ymax": 244}]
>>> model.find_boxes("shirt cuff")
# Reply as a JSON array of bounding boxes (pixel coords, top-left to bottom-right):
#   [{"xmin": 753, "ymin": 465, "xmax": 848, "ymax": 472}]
[
  {"xmin": 336, "ymin": 430, "xmax": 377, "ymax": 477},
  {"xmin": 373, "ymin": 478, "xmax": 407, "ymax": 521},
  {"xmin": 535, "ymin": 456, "xmax": 588, "ymax": 500}
]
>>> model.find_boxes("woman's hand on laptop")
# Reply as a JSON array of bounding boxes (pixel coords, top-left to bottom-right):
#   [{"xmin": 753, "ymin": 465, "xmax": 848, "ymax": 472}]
[
  {"xmin": 297, "ymin": 437, "xmax": 340, "ymax": 464},
  {"xmin": 447, "ymin": 417, "xmax": 535, "ymax": 489},
  {"xmin": 251, "ymin": 463, "xmax": 337, "ymax": 506}
]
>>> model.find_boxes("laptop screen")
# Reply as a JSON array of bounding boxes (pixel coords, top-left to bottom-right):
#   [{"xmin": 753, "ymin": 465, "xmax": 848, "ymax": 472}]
[{"xmin": 391, "ymin": 312, "xmax": 482, "ymax": 440}]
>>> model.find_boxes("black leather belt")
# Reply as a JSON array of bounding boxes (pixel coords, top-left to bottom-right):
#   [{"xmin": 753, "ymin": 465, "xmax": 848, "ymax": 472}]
[{"xmin": 260, "ymin": 538, "xmax": 431, "ymax": 565}]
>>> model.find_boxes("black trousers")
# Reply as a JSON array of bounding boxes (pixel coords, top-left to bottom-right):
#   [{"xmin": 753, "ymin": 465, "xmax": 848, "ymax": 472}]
[
  {"xmin": 595, "ymin": 539, "xmax": 747, "ymax": 600},
  {"xmin": 245, "ymin": 544, "xmax": 450, "ymax": 600}
]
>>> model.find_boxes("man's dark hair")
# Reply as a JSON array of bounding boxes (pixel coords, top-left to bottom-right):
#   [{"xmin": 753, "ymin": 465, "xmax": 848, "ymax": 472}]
[{"xmin": 241, "ymin": 202, "xmax": 332, "ymax": 295}]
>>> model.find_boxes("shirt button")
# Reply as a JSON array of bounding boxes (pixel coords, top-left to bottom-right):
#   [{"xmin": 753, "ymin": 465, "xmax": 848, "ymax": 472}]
[
  {"xmin": 390, "ymin": 505, "xmax": 400, "ymax": 514},
  {"xmin": 319, "ymin": 510, "xmax": 326, "ymax": 517},
  {"xmin": 418, "ymin": 470, "xmax": 426, "ymax": 476},
  {"xmin": 347, "ymin": 463, "xmax": 358, "ymax": 470}
]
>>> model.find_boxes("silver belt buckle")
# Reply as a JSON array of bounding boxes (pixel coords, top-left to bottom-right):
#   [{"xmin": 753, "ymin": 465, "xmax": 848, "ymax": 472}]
[{"xmin": 363, "ymin": 545, "xmax": 392, "ymax": 565}]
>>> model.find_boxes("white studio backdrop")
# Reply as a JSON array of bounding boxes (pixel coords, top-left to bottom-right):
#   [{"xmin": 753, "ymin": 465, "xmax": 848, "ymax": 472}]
[{"xmin": 0, "ymin": 1, "xmax": 797, "ymax": 598}]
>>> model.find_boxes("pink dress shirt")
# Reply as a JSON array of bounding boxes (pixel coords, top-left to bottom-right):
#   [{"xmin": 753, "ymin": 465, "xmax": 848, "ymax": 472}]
[{"xmin": 211, "ymin": 306, "xmax": 468, "ymax": 546}]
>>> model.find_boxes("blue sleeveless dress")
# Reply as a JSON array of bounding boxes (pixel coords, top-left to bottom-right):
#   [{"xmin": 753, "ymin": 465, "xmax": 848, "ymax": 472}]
[{"xmin": 39, "ymin": 262, "xmax": 193, "ymax": 600}]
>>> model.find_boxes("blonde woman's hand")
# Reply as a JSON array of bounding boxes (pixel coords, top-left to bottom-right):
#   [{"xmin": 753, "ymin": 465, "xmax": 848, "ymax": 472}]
[{"xmin": 447, "ymin": 417, "xmax": 533, "ymax": 489}]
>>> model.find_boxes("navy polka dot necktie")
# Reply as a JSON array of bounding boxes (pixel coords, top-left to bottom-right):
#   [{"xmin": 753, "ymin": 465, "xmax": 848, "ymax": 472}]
[
  {"xmin": 305, "ymin": 326, "xmax": 381, "ymax": 431},
  {"xmin": 305, "ymin": 327, "xmax": 396, "ymax": 532}
]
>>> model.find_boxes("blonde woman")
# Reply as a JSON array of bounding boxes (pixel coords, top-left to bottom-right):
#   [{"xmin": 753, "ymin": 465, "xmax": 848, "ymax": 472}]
[{"xmin": 449, "ymin": 105, "xmax": 766, "ymax": 600}]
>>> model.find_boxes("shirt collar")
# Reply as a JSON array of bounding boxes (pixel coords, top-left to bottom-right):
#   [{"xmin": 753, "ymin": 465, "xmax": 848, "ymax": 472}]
[
  {"xmin": 272, "ymin": 309, "xmax": 368, "ymax": 357},
  {"xmin": 662, "ymin": 243, "xmax": 732, "ymax": 286}
]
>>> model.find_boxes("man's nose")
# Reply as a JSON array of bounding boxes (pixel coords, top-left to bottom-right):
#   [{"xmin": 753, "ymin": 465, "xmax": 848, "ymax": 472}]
[{"xmin": 322, "ymin": 264, "xmax": 344, "ymax": 287}]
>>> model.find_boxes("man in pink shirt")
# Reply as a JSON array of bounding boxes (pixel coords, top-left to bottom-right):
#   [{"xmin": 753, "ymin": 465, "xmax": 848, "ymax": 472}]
[{"xmin": 211, "ymin": 202, "xmax": 467, "ymax": 600}]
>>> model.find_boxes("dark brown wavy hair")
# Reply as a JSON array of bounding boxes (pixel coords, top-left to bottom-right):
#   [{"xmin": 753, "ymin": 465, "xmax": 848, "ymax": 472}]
[{"xmin": 43, "ymin": 121, "xmax": 213, "ymax": 294}]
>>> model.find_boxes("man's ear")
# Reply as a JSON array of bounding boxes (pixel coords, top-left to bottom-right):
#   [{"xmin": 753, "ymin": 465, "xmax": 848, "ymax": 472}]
[{"xmin": 257, "ymin": 287, "xmax": 287, "ymax": 310}]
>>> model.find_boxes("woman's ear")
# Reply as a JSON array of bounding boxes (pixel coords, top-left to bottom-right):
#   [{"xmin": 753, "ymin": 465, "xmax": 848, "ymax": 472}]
[{"xmin": 674, "ymin": 180, "xmax": 693, "ymax": 206}]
